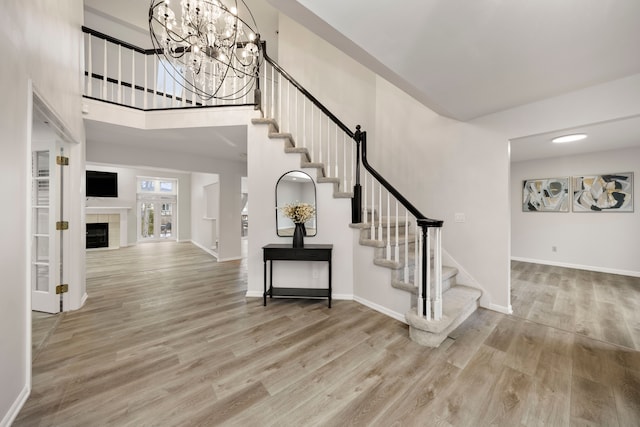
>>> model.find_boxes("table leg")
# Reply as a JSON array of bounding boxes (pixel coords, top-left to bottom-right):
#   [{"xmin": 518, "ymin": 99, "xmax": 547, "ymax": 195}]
[
  {"xmin": 328, "ymin": 259, "xmax": 332, "ymax": 308},
  {"xmin": 263, "ymin": 259, "xmax": 267, "ymax": 306}
]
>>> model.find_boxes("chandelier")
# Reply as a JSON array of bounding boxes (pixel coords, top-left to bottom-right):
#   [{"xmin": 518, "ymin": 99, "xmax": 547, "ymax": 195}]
[{"xmin": 149, "ymin": 0, "xmax": 261, "ymax": 101}]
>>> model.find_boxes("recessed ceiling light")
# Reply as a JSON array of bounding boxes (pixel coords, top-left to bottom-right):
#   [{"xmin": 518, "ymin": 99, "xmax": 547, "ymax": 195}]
[{"xmin": 552, "ymin": 133, "xmax": 587, "ymax": 143}]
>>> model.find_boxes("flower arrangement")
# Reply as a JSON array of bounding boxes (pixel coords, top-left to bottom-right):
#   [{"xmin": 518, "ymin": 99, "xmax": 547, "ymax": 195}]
[{"xmin": 280, "ymin": 202, "xmax": 315, "ymax": 224}]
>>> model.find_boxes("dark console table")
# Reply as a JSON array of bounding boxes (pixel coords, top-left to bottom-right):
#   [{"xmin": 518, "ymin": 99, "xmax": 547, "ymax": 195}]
[{"xmin": 262, "ymin": 244, "xmax": 333, "ymax": 307}]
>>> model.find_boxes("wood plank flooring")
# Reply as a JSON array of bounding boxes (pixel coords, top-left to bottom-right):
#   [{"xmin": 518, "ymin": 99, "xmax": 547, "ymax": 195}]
[{"xmin": 15, "ymin": 243, "xmax": 640, "ymax": 426}]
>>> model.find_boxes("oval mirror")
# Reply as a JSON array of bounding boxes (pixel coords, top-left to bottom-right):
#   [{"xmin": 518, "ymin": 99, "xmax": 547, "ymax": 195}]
[{"xmin": 276, "ymin": 171, "xmax": 317, "ymax": 237}]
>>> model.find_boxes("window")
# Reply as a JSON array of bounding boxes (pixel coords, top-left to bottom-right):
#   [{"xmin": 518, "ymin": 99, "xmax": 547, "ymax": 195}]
[{"xmin": 137, "ymin": 177, "xmax": 177, "ymax": 195}]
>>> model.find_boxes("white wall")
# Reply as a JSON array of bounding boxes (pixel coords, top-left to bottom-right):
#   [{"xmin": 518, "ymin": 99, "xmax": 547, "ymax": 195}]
[
  {"xmin": 191, "ymin": 173, "xmax": 220, "ymax": 256},
  {"xmin": 0, "ymin": 1, "xmax": 84, "ymax": 425},
  {"xmin": 86, "ymin": 164, "xmax": 192, "ymax": 245},
  {"xmin": 511, "ymin": 147, "xmax": 640, "ymax": 276},
  {"xmin": 247, "ymin": 124, "xmax": 354, "ymax": 300}
]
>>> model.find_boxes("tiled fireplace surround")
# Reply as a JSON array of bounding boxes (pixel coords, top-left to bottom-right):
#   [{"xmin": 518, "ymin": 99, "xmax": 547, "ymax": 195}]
[{"xmin": 85, "ymin": 207, "xmax": 131, "ymax": 249}]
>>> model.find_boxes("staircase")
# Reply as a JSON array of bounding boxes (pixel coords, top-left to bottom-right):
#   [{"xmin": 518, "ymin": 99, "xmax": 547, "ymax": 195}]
[
  {"xmin": 81, "ymin": 26, "xmax": 482, "ymax": 347},
  {"xmin": 252, "ymin": 116, "xmax": 481, "ymax": 347}
]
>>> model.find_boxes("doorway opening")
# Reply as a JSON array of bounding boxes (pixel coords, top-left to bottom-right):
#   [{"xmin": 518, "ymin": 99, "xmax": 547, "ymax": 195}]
[{"xmin": 137, "ymin": 177, "xmax": 177, "ymax": 242}]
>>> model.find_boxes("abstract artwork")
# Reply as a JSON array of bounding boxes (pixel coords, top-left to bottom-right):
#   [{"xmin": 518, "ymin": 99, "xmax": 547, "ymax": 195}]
[
  {"xmin": 522, "ymin": 177, "xmax": 569, "ymax": 212},
  {"xmin": 572, "ymin": 173, "xmax": 633, "ymax": 212}
]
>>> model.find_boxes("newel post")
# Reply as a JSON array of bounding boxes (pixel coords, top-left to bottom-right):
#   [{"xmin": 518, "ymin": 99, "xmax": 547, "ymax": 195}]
[{"xmin": 352, "ymin": 125, "xmax": 363, "ymax": 223}]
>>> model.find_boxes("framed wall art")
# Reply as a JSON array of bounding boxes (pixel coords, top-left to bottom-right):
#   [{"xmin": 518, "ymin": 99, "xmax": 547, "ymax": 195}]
[
  {"xmin": 572, "ymin": 173, "xmax": 633, "ymax": 212},
  {"xmin": 522, "ymin": 177, "xmax": 570, "ymax": 212}
]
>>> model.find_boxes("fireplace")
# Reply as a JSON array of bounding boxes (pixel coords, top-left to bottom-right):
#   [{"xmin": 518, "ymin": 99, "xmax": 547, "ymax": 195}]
[{"xmin": 86, "ymin": 223, "xmax": 109, "ymax": 249}]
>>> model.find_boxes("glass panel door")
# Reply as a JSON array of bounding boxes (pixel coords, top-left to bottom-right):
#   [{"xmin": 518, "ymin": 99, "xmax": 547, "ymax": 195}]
[
  {"xmin": 159, "ymin": 202, "xmax": 173, "ymax": 238},
  {"xmin": 138, "ymin": 198, "xmax": 176, "ymax": 241},
  {"xmin": 140, "ymin": 201, "xmax": 156, "ymax": 240}
]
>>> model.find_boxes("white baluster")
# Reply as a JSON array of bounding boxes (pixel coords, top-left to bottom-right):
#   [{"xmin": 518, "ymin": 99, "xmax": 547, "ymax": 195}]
[
  {"xmin": 386, "ymin": 192, "xmax": 391, "ymax": 260},
  {"xmin": 152, "ymin": 57, "xmax": 157, "ymax": 109},
  {"xmin": 326, "ymin": 120, "xmax": 330, "ymax": 176},
  {"xmin": 395, "ymin": 200, "xmax": 399, "ymax": 262},
  {"xmin": 318, "ymin": 115, "xmax": 323, "ymax": 165},
  {"xmin": 293, "ymin": 90, "xmax": 297, "ymax": 144},
  {"xmin": 377, "ymin": 183, "xmax": 383, "ymax": 242},
  {"xmin": 143, "ymin": 54, "xmax": 148, "ymax": 109},
  {"xmin": 129, "ymin": 51, "xmax": 134, "ymax": 104},
  {"xmin": 270, "ymin": 65, "xmax": 275, "ymax": 119},
  {"xmin": 370, "ymin": 176, "xmax": 375, "ymax": 239},
  {"xmin": 334, "ymin": 125, "xmax": 339, "ymax": 179},
  {"xmin": 416, "ymin": 229, "xmax": 423, "ymax": 317},
  {"xmin": 301, "ymin": 98, "xmax": 306, "ymax": 148},
  {"xmin": 87, "ymin": 34, "xmax": 93, "ymax": 97},
  {"xmin": 428, "ymin": 228, "xmax": 437, "ymax": 320},
  {"xmin": 343, "ymin": 133, "xmax": 347, "ymax": 191},
  {"xmin": 434, "ymin": 227, "xmax": 443, "ymax": 320},
  {"xmin": 102, "ymin": 39, "xmax": 107, "ymax": 100},
  {"xmin": 350, "ymin": 137, "xmax": 355, "ymax": 191},
  {"xmin": 362, "ymin": 172, "xmax": 367, "ymax": 224},
  {"xmin": 404, "ymin": 209, "xmax": 409, "ymax": 282},
  {"xmin": 278, "ymin": 73, "xmax": 282, "ymax": 128},
  {"xmin": 413, "ymin": 219, "xmax": 419, "ymax": 290},
  {"xmin": 117, "ymin": 45, "xmax": 122, "ymax": 104},
  {"xmin": 310, "ymin": 106, "xmax": 314, "ymax": 160}
]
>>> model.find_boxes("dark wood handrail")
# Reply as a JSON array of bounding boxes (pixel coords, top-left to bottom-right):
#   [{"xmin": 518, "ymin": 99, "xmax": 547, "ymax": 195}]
[
  {"xmin": 357, "ymin": 127, "xmax": 443, "ymax": 228},
  {"xmin": 82, "ymin": 26, "xmax": 158, "ymax": 55},
  {"xmin": 261, "ymin": 51, "xmax": 354, "ymax": 139}
]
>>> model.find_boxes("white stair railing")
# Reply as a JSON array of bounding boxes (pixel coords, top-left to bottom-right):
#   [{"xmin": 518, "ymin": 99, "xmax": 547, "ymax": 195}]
[
  {"xmin": 260, "ymin": 59, "xmax": 356, "ymax": 195},
  {"xmin": 82, "ymin": 27, "xmax": 256, "ymax": 110}
]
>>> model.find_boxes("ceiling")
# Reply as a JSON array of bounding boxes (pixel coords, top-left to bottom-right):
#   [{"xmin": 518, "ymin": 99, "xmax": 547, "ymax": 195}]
[
  {"xmin": 281, "ymin": 0, "xmax": 640, "ymax": 121},
  {"xmin": 83, "ymin": 0, "xmax": 640, "ymax": 164}
]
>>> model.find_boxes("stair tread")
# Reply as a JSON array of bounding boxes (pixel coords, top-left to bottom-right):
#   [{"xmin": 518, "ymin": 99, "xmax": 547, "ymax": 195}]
[
  {"xmin": 300, "ymin": 162, "xmax": 324, "ymax": 168},
  {"xmin": 349, "ymin": 218, "xmax": 412, "ymax": 229},
  {"xmin": 405, "ymin": 285, "xmax": 482, "ymax": 334},
  {"xmin": 317, "ymin": 177, "xmax": 340, "ymax": 183},
  {"xmin": 284, "ymin": 147, "xmax": 308, "ymax": 154},
  {"xmin": 334, "ymin": 192, "xmax": 353, "ymax": 199},
  {"xmin": 390, "ymin": 265, "xmax": 458, "ymax": 292}
]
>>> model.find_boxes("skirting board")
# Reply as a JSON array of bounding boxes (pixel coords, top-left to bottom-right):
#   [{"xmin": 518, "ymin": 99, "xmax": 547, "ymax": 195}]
[
  {"xmin": 1, "ymin": 385, "xmax": 29, "ymax": 427},
  {"xmin": 487, "ymin": 302, "xmax": 513, "ymax": 315},
  {"xmin": 190, "ymin": 240, "xmax": 218, "ymax": 259},
  {"xmin": 511, "ymin": 257, "xmax": 640, "ymax": 278},
  {"xmin": 353, "ymin": 296, "xmax": 407, "ymax": 324}
]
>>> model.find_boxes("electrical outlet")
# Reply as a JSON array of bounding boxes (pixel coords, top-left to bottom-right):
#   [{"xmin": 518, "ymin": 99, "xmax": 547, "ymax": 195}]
[
  {"xmin": 312, "ymin": 268, "xmax": 319, "ymax": 278},
  {"xmin": 454, "ymin": 213, "xmax": 466, "ymax": 223},
  {"xmin": 552, "ymin": 246, "xmax": 557, "ymax": 252}
]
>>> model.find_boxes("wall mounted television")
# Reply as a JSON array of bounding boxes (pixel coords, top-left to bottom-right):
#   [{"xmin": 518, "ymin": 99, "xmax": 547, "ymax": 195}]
[{"xmin": 86, "ymin": 170, "xmax": 118, "ymax": 197}]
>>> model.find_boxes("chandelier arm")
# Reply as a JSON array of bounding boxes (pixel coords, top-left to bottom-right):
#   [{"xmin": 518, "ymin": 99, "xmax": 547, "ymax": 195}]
[{"xmin": 148, "ymin": 0, "xmax": 261, "ymax": 101}]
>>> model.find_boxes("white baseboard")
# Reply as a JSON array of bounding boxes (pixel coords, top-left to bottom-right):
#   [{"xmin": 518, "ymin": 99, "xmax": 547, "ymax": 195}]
[
  {"xmin": 1, "ymin": 385, "xmax": 30, "ymax": 427},
  {"xmin": 216, "ymin": 256, "xmax": 242, "ymax": 262},
  {"xmin": 511, "ymin": 257, "xmax": 640, "ymax": 278},
  {"xmin": 80, "ymin": 292, "xmax": 88, "ymax": 308},
  {"xmin": 245, "ymin": 290, "xmax": 262, "ymax": 298},
  {"xmin": 353, "ymin": 296, "xmax": 407, "ymax": 324},
  {"xmin": 190, "ymin": 240, "xmax": 218, "ymax": 259},
  {"xmin": 485, "ymin": 302, "xmax": 513, "ymax": 315}
]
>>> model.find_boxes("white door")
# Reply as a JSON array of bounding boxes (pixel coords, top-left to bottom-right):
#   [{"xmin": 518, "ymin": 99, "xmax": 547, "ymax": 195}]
[
  {"xmin": 138, "ymin": 197, "xmax": 176, "ymax": 241},
  {"xmin": 31, "ymin": 141, "xmax": 70, "ymax": 313}
]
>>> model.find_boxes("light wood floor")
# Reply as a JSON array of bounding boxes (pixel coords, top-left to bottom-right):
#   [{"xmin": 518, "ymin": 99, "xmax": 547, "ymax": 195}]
[{"xmin": 16, "ymin": 242, "xmax": 640, "ymax": 426}]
